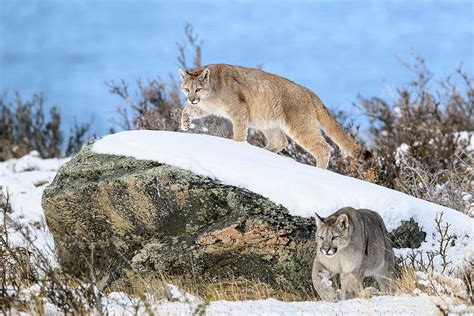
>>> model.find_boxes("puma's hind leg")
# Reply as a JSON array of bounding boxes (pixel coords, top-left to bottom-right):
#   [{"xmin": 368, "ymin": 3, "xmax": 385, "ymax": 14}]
[
  {"xmin": 263, "ymin": 128, "xmax": 289, "ymax": 153},
  {"xmin": 285, "ymin": 124, "xmax": 332, "ymax": 168}
]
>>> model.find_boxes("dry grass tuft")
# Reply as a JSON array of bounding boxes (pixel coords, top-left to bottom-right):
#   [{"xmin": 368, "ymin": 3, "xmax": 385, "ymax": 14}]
[{"xmin": 108, "ymin": 272, "xmax": 316, "ymax": 303}]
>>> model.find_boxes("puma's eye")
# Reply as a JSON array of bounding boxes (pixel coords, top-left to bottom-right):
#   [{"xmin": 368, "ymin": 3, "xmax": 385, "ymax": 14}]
[
  {"xmin": 332, "ymin": 236, "xmax": 339, "ymax": 241},
  {"xmin": 195, "ymin": 88, "xmax": 202, "ymax": 92},
  {"xmin": 184, "ymin": 88, "xmax": 189, "ymax": 92}
]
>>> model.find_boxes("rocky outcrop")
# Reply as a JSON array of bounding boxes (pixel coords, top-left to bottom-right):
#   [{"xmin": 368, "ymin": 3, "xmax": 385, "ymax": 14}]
[{"xmin": 42, "ymin": 145, "xmax": 426, "ymax": 293}]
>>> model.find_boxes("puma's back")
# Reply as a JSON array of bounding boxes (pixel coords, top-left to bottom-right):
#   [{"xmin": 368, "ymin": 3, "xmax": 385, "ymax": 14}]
[{"xmin": 179, "ymin": 64, "xmax": 372, "ymax": 168}]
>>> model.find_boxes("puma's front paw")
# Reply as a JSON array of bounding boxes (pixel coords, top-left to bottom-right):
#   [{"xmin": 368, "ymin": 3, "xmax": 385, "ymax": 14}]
[{"xmin": 180, "ymin": 115, "xmax": 191, "ymax": 131}]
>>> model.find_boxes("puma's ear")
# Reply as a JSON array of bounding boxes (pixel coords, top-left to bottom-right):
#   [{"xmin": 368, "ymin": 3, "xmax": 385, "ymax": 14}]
[
  {"xmin": 179, "ymin": 69, "xmax": 189, "ymax": 81},
  {"xmin": 199, "ymin": 68, "xmax": 210, "ymax": 81},
  {"xmin": 336, "ymin": 214, "xmax": 350, "ymax": 230},
  {"xmin": 314, "ymin": 212, "xmax": 324, "ymax": 229}
]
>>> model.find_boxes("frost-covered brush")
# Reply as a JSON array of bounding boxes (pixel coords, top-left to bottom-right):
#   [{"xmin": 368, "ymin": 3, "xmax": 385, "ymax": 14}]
[
  {"xmin": 0, "ymin": 195, "xmax": 105, "ymax": 315},
  {"xmin": 396, "ymin": 155, "xmax": 473, "ymax": 216},
  {"xmin": 395, "ymin": 212, "xmax": 473, "ymax": 303},
  {"xmin": 355, "ymin": 56, "xmax": 474, "ymax": 191}
]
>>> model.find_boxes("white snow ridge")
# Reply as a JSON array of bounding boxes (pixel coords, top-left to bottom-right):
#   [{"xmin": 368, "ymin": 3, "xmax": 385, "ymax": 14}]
[{"xmin": 93, "ymin": 130, "xmax": 473, "ymax": 270}]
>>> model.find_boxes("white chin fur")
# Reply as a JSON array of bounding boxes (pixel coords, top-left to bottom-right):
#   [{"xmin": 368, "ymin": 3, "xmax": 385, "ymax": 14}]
[{"xmin": 322, "ymin": 250, "xmax": 337, "ymax": 257}]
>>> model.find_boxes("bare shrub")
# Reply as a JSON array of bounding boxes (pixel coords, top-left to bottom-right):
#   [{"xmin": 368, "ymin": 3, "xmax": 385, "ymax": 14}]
[
  {"xmin": 65, "ymin": 118, "xmax": 94, "ymax": 157},
  {"xmin": 347, "ymin": 55, "xmax": 474, "ymax": 214},
  {"xmin": 356, "ymin": 55, "xmax": 473, "ymax": 189},
  {"xmin": 177, "ymin": 23, "xmax": 203, "ymax": 71},
  {"xmin": 107, "ymin": 78, "xmax": 182, "ymax": 131},
  {"xmin": 0, "ymin": 190, "xmax": 104, "ymax": 314},
  {"xmin": 395, "ymin": 213, "xmax": 473, "ymax": 305},
  {"xmin": 398, "ymin": 213, "xmax": 456, "ymax": 275},
  {"xmin": 396, "ymin": 156, "xmax": 473, "ymax": 215},
  {"xmin": 0, "ymin": 92, "xmax": 92, "ymax": 161}
]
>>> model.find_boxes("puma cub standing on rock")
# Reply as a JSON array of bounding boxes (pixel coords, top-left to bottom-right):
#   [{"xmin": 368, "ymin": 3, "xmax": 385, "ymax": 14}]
[
  {"xmin": 179, "ymin": 64, "xmax": 371, "ymax": 168},
  {"xmin": 312, "ymin": 207, "xmax": 395, "ymax": 301}
]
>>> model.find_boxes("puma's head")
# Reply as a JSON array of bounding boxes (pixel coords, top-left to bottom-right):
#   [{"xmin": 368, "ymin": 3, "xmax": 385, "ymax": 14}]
[
  {"xmin": 179, "ymin": 67, "xmax": 211, "ymax": 105},
  {"xmin": 314, "ymin": 212, "xmax": 353, "ymax": 257}
]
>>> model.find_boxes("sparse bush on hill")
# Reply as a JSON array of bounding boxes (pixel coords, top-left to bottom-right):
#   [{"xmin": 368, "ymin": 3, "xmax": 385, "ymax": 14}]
[
  {"xmin": 0, "ymin": 92, "xmax": 92, "ymax": 161},
  {"xmin": 356, "ymin": 56, "xmax": 473, "ymax": 215},
  {"xmin": 395, "ymin": 212, "xmax": 473, "ymax": 306},
  {"xmin": 107, "ymin": 78, "xmax": 182, "ymax": 132},
  {"xmin": 357, "ymin": 56, "xmax": 473, "ymax": 183},
  {"xmin": 0, "ymin": 191, "xmax": 105, "ymax": 314}
]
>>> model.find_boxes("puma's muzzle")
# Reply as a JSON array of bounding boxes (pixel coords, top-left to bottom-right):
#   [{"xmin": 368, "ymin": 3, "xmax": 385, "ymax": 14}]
[
  {"xmin": 321, "ymin": 247, "xmax": 337, "ymax": 257},
  {"xmin": 188, "ymin": 97, "xmax": 200, "ymax": 105}
]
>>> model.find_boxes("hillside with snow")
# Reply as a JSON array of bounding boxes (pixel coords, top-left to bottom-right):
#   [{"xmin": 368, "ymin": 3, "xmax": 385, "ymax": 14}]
[{"xmin": 1, "ymin": 131, "xmax": 473, "ymax": 315}]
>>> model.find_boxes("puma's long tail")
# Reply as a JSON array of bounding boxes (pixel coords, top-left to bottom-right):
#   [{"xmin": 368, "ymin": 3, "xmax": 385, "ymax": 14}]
[{"xmin": 314, "ymin": 97, "xmax": 373, "ymax": 162}]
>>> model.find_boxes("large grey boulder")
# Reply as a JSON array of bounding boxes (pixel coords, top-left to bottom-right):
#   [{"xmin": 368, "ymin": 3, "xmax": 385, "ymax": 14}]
[{"xmin": 42, "ymin": 145, "xmax": 425, "ymax": 294}]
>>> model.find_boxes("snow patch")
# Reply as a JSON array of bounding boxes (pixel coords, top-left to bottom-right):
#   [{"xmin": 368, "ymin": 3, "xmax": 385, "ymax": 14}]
[
  {"xmin": 166, "ymin": 284, "xmax": 202, "ymax": 305},
  {"xmin": 0, "ymin": 152, "xmax": 69, "ymax": 250},
  {"xmin": 395, "ymin": 143, "xmax": 410, "ymax": 165},
  {"xmin": 455, "ymin": 131, "xmax": 474, "ymax": 152}
]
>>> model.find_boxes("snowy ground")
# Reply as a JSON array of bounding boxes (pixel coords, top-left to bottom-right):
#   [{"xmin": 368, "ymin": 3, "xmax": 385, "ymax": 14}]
[
  {"xmin": 30, "ymin": 287, "xmax": 463, "ymax": 316},
  {"xmin": 94, "ymin": 292, "xmax": 466, "ymax": 316},
  {"xmin": 2, "ymin": 132, "xmax": 473, "ymax": 315}
]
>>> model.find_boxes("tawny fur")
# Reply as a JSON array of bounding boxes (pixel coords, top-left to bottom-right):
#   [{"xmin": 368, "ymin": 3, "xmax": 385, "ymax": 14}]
[{"xmin": 179, "ymin": 64, "xmax": 371, "ymax": 168}]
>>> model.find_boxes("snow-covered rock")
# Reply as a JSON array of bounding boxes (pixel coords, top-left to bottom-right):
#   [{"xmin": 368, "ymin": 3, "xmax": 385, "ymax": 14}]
[{"xmin": 92, "ymin": 131, "xmax": 473, "ymax": 269}]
